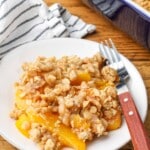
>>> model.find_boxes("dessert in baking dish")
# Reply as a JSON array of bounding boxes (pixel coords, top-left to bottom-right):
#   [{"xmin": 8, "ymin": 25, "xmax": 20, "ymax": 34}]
[
  {"xmin": 133, "ymin": 0, "xmax": 150, "ymax": 11},
  {"xmin": 82, "ymin": 0, "xmax": 150, "ymax": 49}
]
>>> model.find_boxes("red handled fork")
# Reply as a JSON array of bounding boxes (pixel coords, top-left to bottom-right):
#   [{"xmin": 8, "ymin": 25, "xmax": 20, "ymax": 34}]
[{"xmin": 99, "ymin": 39, "xmax": 150, "ymax": 150}]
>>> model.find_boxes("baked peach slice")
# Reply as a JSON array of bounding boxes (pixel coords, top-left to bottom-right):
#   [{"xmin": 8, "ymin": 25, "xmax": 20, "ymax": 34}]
[
  {"xmin": 16, "ymin": 112, "xmax": 86, "ymax": 150},
  {"xmin": 107, "ymin": 112, "xmax": 122, "ymax": 131}
]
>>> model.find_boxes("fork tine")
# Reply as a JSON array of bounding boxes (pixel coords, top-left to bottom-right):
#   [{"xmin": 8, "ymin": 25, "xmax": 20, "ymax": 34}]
[
  {"xmin": 99, "ymin": 42, "xmax": 113, "ymax": 64},
  {"xmin": 108, "ymin": 39, "xmax": 121, "ymax": 62},
  {"xmin": 104, "ymin": 40, "xmax": 116, "ymax": 63},
  {"xmin": 99, "ymin": 42, "xmax": 109, "ymax": 64},
  {"xmin": 99, "ymin": 42, "xmax": 108, "ymax": 58}
]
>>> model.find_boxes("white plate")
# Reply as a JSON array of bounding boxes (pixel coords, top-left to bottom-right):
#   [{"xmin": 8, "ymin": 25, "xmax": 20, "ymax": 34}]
[{"xmin": 0, "ymin": 38, "xmax": 148, "ymax": 150}]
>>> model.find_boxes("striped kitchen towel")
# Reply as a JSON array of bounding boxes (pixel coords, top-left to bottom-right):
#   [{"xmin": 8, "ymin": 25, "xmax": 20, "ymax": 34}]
[{"xmin": 0, "ymin": 0, "xmax": 96, "ymax": 59}]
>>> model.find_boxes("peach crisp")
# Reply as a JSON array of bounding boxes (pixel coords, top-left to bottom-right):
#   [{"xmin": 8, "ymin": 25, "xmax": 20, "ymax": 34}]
[{"xmin": 10, "ymin": 53, "xmax": 122, "ymax": 150}]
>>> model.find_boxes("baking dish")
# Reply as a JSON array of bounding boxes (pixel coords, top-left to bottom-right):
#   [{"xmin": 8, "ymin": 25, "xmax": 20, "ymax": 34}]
[
  {"xmin": 121, "ymin": 0, "xmax": 150, "ymax": 21},
  {"xmin": 82, "ymin": 0, "xmax": 150, "ymax": 49}
]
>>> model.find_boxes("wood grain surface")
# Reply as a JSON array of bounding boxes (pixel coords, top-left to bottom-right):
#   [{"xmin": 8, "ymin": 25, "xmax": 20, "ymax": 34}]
[{"xmin": 0, "ymin": 0, "xmax": 150, "ymax": 150}]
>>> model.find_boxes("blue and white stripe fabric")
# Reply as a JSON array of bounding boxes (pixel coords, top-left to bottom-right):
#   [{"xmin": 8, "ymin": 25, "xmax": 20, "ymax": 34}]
[{"xmin": 0, "ymin": 0, "xmax": 96, "ymax": 59}]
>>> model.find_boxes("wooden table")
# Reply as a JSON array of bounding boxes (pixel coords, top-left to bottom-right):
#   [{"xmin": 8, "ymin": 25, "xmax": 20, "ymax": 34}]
[{"xmin": 0, "ymin": 0, "xmax": 150, "ymax": 149}]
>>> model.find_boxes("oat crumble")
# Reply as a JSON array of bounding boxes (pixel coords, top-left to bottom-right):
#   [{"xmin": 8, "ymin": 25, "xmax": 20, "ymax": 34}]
[
  {"xmin": 10, "ymin": 52, "xmax": 122, "ymax": 150},
  {"xmin": 133, "ymin": 0, "xmax": 150, "ymax": 11}
]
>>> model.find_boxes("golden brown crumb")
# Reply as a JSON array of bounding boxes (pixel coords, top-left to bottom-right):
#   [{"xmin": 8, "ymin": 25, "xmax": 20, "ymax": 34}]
[
  {"xmin": 133, "ymin": 0, "xmax": 150, "ymax": 11},
  {"xmin": 10, "ymin": 52, "xmax": 121, "ymax": 149}
]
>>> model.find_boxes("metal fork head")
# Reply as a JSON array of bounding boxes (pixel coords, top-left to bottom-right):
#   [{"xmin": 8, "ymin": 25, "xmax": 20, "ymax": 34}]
[{"xmin": 99, "ymin": 39, "xmax": 129, "ymax": 81}]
